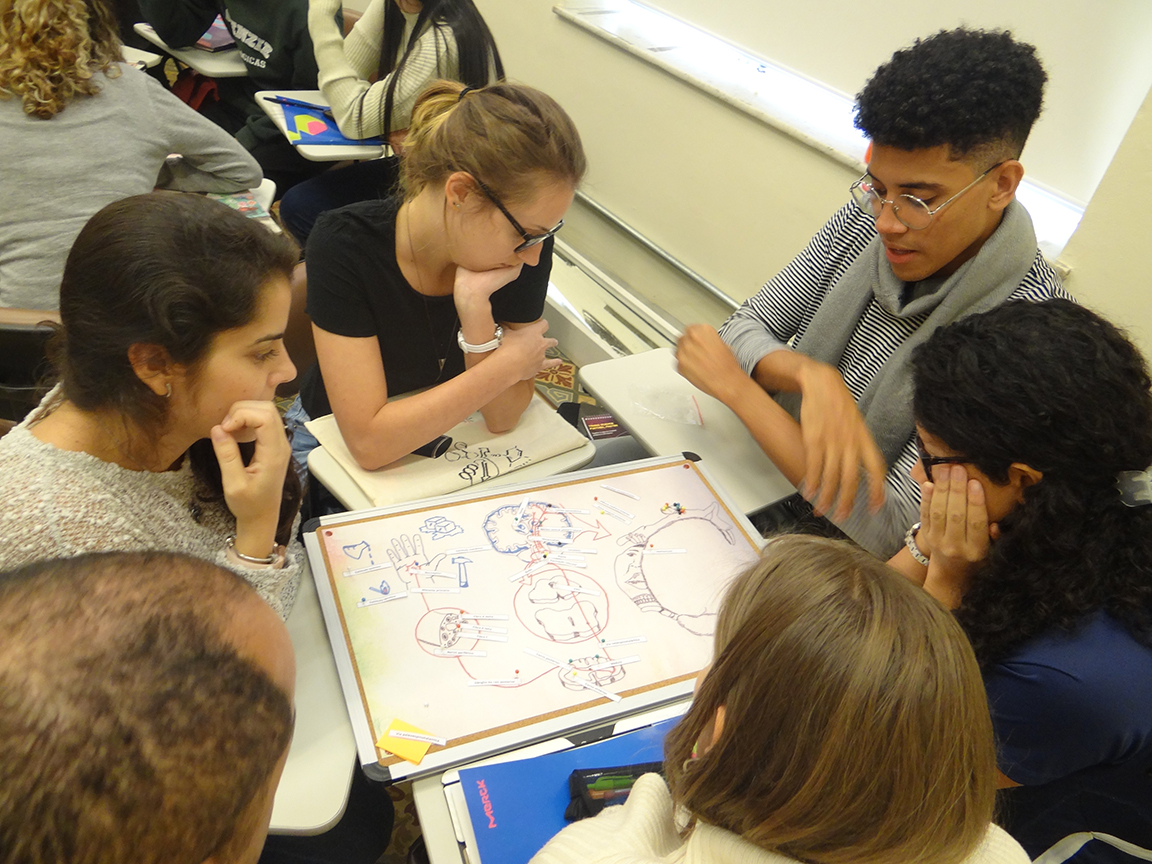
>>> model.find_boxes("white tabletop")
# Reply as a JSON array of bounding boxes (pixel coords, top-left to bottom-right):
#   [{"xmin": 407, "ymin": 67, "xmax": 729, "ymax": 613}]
[
  {"xmin": 578, "ymin": 347, "xmax": 794, "ymax": 515},
  {"xmin": 309, "ymin": 429, "xmax": 598, "ymax": 512},
  {"xmin": 133, "ymin": 22, "xmax": 248, "ymax": 78},
  {"xmin": 270, "ymin": 561, "xmax": 357, "ymax": 834},
  {"xmin": 122, "ymin": 45, "xmax": 163, "ymax": 69},
  {"xmin": 256, "ymin": 90, "xmax": 386, "ymax": 162}
]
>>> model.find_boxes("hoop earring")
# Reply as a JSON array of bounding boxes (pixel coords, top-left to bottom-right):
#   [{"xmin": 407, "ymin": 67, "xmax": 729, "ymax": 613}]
[{"xmin": 164, "ymin": 382, "xmax": 172, "ymax": 399}]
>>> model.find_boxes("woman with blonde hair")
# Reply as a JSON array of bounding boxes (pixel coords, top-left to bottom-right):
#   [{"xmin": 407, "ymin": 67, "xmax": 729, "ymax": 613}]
[
  {"xmin": 0, "ymin": 0, "xmax": 261, "ymax": 309},
  {"xmin": 288, "ymin": 79, "xmax": 584, "ymax": 478},
  {"xmin": 532, "ymin": 535, "xmax": 1027, "ymax": 864}
]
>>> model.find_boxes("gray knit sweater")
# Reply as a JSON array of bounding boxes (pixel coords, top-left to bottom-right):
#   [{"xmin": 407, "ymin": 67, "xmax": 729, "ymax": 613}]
[
  {"xmin": 0, "ymin": 63, "xmax": 262, "ymax": 309},
  {"xmin": 0, "ymin": 396, "xmax": 301, "ymax": 619}
]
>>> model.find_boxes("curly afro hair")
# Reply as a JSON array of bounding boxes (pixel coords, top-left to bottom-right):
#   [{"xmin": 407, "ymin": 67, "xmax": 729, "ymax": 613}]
[
  {"xmin": 854, "ymin": 28, "xmax": 1047, "ymax": 160},
  {"xmin": 911, "ymin": 300, "xmax": 1152, "ymax": 667}
]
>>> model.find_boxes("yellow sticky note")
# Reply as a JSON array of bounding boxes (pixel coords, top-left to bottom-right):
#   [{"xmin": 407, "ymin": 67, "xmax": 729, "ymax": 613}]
[{"xmin": 376, "ymin": 719, "xmax": 436, "ymax": 765}]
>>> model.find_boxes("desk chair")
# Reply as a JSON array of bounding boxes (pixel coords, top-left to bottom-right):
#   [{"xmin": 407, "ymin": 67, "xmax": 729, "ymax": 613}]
[{"xmin": 0, "ymin": 308, "xmax": 59, "ymax": 422}]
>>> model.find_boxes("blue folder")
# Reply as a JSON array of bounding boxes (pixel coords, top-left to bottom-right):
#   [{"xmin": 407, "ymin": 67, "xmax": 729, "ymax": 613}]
[{"xmin": 458, "ymin": 717, "xmax": 678, "ymax": 864}]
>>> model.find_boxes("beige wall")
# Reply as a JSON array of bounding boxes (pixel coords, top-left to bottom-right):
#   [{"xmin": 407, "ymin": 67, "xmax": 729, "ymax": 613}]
[
  {"xmin": 1059, "ymin": 87, "xmax": 1152, "ymax": 357},
  {"xmin": 476, "ymin": 0, "xmax": 858, "ymax": 325},
  {"xmin": 359, "ymin": 1, "xmax": 1150, "ymax": 353}
]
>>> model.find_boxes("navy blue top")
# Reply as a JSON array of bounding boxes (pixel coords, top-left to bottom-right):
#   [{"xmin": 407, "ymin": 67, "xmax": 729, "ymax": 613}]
[{"xmin": 985, "ymin": 611, "xmax": 1152, "ymax": 862}]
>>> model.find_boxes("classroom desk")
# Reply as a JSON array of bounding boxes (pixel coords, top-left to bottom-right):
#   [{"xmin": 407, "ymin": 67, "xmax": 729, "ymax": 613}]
[
  {"xmin": 270, "ymin": 561, "xmax": 357, "ymax": 834},
  {"xmin": 256, "ymin": 90, "xmax": 386, "ymax": 162},
  {"xmin": 578, "ymin": 347, "xmax": 795, "ymax": 515},
  {"xmin": 309, "ymin": 437, "xmax": 598, "ymax": 512},
  {"xmin": 122, "ymin": 45, "xmax": 163, "ymax": 69},
  {"xmin": 133, "ymin": 22, "xmax": 248, "ymax": 78},
  {"xmin": 308, "ymin": 394, "xmax": 599, "ymax": 511}
]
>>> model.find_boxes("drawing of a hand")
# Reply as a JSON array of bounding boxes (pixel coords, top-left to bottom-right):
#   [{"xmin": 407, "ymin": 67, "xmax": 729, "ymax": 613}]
[{"xmin": 386, "ymin": 534, "xmax": 444, "ymax": 586}]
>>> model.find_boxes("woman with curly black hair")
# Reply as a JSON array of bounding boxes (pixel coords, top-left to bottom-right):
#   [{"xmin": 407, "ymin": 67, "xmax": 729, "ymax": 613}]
[{"xmin": 892, "ymin": 299, "xmax": 1152, "ymax": 863}]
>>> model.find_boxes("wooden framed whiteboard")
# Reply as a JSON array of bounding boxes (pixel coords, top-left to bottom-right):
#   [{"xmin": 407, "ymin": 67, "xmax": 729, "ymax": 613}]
[{"xmin": 303, "ymin": 456, "xmax": 762, "ymax": 781}]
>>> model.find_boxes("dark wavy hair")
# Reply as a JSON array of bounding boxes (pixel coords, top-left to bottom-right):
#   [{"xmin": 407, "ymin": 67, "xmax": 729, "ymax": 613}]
[
  {"xmin": 51, "ymin": 192, "xmax": 302, "ymax": 545},
  {"xmin": 374, "ymin": 0, "xmax": 503, "ymax": 136},
  {"xmin": 912, "ymin": 300, "xmax": 1152, "ymax": 666},
  {"xmin": 855, "ymin": 28, "xmax": 1046, "ymax": 161}
]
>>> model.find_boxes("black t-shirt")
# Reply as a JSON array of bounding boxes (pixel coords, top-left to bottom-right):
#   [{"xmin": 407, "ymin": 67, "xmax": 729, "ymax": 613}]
[{"xmin": 300, "ymin": 198, "xmax": 552, "ymax": 419}]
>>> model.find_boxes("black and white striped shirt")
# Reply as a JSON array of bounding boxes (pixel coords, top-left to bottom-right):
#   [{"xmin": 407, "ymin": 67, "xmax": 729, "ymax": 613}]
[{"xmin": 720, "ymin": 202, "xmax": 1071, "ymax": 556}]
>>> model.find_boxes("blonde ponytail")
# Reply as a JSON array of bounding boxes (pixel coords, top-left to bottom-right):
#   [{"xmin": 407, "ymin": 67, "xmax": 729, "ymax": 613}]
[{"xmin": 400, "ymin": 79, "xmax": 586, "ymax": 203}]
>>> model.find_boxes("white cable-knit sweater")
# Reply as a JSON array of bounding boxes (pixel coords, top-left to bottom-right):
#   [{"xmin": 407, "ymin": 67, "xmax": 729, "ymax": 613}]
[
  {"xmin": 309, "ymin": 0, "xmax": 458, "ymax": 139},
  {"xmin": 529, "ymin": 775, "xmax": 1031, "ymax": 864},
  {"xmin": 0, "ymin": 398, "xmax": 301, "ymax": 619}
]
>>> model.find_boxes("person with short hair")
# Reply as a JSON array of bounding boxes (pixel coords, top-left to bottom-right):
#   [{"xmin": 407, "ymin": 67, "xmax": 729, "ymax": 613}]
[
  {"xmin": 0, "ymin": 550, "xmax": 295, "ymax": 864},
  {"xmin": 0, "ymin": 0, "xmax": 262, "ymax": 309},
  {"xmin": 0, "ymin": 193, "xmax": 303, "ymax": 617},
  {"xmin": 289, "ymin": 79, "xmax": 585, "ymax": 474},
  {"xmin": 894, "ymin": 299, "xmax": 1152, "ymax": 862},
  {"xmin": 675, "ymin": 28, "xmax": 1070, "ymax": 557},
  {"xmin": 531, "ymin": 535, "xmax": 1028, "ymax": 864}
]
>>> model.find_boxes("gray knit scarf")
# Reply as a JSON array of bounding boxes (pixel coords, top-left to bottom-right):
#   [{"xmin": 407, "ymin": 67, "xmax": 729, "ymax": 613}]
[{"xmin": 776, "ymin": 200, "xmax": 1039, "ymax": 465}]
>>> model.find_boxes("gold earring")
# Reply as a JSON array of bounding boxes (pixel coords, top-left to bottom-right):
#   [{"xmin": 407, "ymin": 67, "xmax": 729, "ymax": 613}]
[{"xmin": 165, "ymin": 382, "xmax": 172, "ymax": 399}]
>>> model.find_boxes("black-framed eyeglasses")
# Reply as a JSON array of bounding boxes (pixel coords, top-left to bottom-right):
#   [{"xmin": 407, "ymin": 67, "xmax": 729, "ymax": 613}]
[
  {"xmin": 474, "ymin": 179, "xmax": 564, "ymax": 252},
  {"xmin": 916, "ymin": 434, "xmax": 970, "ymax": 479},
  {"xmin": 849, "ymin": 162, "xmax": 1004, "ymax": 230}
]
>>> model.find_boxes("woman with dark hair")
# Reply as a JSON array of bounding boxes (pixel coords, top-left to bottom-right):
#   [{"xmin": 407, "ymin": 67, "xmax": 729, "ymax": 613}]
[
  {"xmin": 0, "ymin": 193, "xmax": 303, "ymax": 618},
  {"xmin": 279, "ymin": 0, "xmax": 503, "ymax": 244},
  {"xmin": 533, "ymin": 535, "xmax": 1028, "ymax": 864},
  {"xmin": 0, "ymin": 0, "xmax": 261, "ymax": 309},
  {"xmin": 892, "ymin": 299, "xmax": 1152, "ymax": 862}
]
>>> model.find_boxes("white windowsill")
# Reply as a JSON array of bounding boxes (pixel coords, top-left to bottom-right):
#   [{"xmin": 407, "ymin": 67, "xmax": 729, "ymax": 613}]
[{"xmin": 554, "ymin": 0, "xmax": 1084, "ymax": 258}]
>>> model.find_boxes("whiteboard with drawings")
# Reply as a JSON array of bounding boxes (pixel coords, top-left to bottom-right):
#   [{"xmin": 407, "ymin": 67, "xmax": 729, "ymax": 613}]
[{"xmin": 305, "ymin": 457, "xmax": 761, "ymax": 780}]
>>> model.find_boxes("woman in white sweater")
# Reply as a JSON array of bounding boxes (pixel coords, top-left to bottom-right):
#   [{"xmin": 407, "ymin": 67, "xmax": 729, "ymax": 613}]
[
  {"xmin": 532, "ymin": 535, "xmax": 1030, "ymax": 864},
  {"xmin": 279, "ymin": 0, "xmax": 503, "ymax": 244},
  {"xmin": 0, "ymin": 193, "xmax": 303, "ymax": 619}
]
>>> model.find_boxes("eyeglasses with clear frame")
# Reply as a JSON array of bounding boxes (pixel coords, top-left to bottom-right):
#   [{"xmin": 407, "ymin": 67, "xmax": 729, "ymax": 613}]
[
  {"xmin": 473, "ymin": 179, "xmax": 564, "ymax": 252},
  {"xmin": 850, "ymin": 161, "xmax": 1004, "ymax": 230},
  {"xmin": 915, "ymin": 434, "xmax": 971, "ymax": 480}
]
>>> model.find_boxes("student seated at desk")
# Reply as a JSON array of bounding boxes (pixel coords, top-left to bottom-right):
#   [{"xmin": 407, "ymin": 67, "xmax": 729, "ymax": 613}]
[
  {"xmin": 288, "ymin": 80, "xmax": 584, "ymax": 477},
  {"xmin": 0, "ymin": 551, "xmax": 296, "ymax": 864},
  {"xmin": 0, "ymin": 193, "xmax": 396, "ymax": 864},
  {"xmin": 136, "ymin": 0, "xmax": 335, "ymax": 195},
  {"xmin": 0, "ymin": 193, "xmax": 303, "ymax": 617},
  {"xmin": 891, "ymin": 300, "xmax": 1152, "ymax": 862},
  {"xmin": 674, "ymin": 28, "xmax": 1070, "ymax": 558},
  {"xmin": 0, "ymin": 0, "xmax": 261, "ymax": 310},
  {"xmin": 532, "ymin": 535, "xmax": 1028, "ymax": 864},
  {"xmin": 280, "ymin": 0, "xmax": 504, "ymax": 246}
]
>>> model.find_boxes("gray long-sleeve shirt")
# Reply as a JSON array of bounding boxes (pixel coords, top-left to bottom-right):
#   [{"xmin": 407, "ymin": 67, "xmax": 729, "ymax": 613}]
[{"xmin": 0, "ymin": 64, "xmax": 261, "ymax": 309}]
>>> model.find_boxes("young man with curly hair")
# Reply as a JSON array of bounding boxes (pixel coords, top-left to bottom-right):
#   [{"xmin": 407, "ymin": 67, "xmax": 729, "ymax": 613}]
[{"xmin": 676, "ymin": 29, "xmax": 1071, "ymax": 557}]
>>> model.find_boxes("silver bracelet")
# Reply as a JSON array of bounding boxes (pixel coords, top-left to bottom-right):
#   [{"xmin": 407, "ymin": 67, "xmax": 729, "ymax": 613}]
[
  {"xmin": 225, "ymin": 535, "xmax": 277, "ymax": 566},
  {"xmin": 904, "ymin": 521, "xmax": 930, "ymax": 567},
  {"xmin": 457, "ymin": 325, "xmax": 503, "ymax": 354}
]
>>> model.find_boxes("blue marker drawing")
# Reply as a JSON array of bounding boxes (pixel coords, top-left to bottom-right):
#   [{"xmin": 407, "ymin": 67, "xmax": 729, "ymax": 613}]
[
  {"xmin": 370, "ymin": 579, "xmax": 391, "ymax": 596},
  {"xmin": 343, "ymin": 540, "xmax": 372, "ymax": 561},
  {"xmin": 452, "ymin": 556, "xmax": 472, "ymax": 588},
  {"xmin": 419, "ymin": 516, "xmax": 464, "ymax": 541}
]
